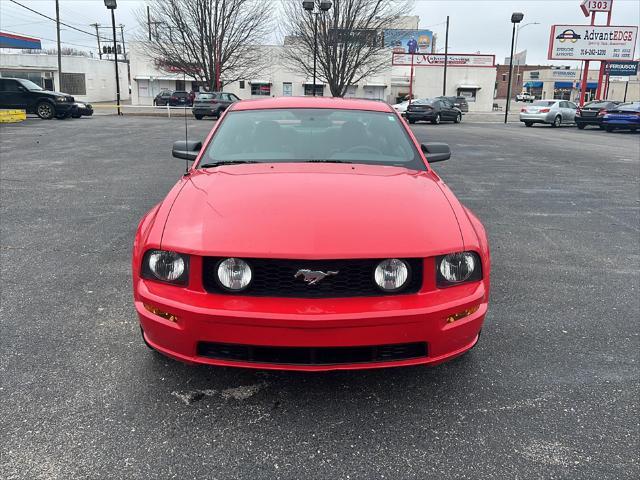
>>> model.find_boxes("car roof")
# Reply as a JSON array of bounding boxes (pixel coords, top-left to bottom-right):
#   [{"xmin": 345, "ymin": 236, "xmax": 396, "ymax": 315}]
[{"xmin": 230, "ymin": 96, "xmax": 394, "ymax": 113}]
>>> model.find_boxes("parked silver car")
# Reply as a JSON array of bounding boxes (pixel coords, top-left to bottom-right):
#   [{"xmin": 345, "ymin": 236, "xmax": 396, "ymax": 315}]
[{"xmin": 519, "ymin": 100, "xmax": 577, "ymax": 127}]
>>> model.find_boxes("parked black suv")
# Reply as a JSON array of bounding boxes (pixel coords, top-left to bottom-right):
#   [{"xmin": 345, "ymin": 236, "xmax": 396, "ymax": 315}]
[
  {"xmin": 154, "ymin": 90, "xmax": 192, "ymax": 106},
  {"xmin": 0, "ymin": 77, "xmax": 75, "ymax": 119}
]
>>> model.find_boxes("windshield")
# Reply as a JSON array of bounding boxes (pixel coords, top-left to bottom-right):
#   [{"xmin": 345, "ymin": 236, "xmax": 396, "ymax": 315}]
[
  {"xmin": 196, "ymin": 93, "xmax": 216, "ymax": 100},
  {"xmin": 199, "ymin": 108, "xmax": 424, "ymax": 170},
  {"xmin": 19, "ymin": 79, "xmax": 44, "ymax": 91},
  {"xmin": 532, "ymin": 100, "xmax": 556, "ymax": 106}
]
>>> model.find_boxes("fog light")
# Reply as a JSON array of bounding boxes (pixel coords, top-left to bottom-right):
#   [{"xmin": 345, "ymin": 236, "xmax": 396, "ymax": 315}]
[
  {"xmin": 446, "ymin": 305, "xmax": 480, "ymax": 324},
  {"xmin": 144, "ymin": 304, "xmax": 179, "ymax": 322}
]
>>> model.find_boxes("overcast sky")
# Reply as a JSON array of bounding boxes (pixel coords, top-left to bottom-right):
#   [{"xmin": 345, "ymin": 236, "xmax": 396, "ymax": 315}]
[{"xmin": 1, "ymin": 0, "xmax": 639, "ymax": 65}]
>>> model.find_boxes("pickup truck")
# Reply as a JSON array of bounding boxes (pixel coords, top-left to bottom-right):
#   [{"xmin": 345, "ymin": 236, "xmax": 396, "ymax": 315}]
[{"xmin": 516, "ymin": 92, "xmax": 535, "ymax": 103}]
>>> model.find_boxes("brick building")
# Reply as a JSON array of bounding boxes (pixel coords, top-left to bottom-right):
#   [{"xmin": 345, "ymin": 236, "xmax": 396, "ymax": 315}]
[{"xmin": 495, "ymin": 64, "xmax": 552, "ymax": 98}]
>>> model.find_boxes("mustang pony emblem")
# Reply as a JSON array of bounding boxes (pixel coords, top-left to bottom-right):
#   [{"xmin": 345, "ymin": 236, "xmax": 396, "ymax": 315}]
[{"xmin": 294, "ymin": 269, "xmax": 339, "ymax": 285}]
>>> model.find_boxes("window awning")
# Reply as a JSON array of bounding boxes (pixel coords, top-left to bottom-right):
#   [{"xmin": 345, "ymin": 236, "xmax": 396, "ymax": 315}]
[
  {"xmin": 249, "ymin": 80, "xmax": 271, "ymax": 85},
  {"xmin": 363, "ymin": 83, "xmax": 387, "ymax": 87},
  {"xmin": 576, "ymin": 82, "xmax": 598, "ymax": 89},
  {"xmin": 524, "ymin": 81, "xmax": 543, "ymax": 88},
  {"xmin": 554, "ymin": 81, "xmax": 574, "ymax": 88},
  {"xmin": 457, "ymin": 84, "xmax": 481, "ymax": 89},
  {"xmin": 303, "ymin": 81, "xmax": 325, "ymax": 86}
]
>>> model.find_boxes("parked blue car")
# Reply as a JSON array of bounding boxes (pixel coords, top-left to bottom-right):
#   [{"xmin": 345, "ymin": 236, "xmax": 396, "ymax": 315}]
[{"xmin": 602, "ymin": 102, "xmax": 640, "ymax": 132}]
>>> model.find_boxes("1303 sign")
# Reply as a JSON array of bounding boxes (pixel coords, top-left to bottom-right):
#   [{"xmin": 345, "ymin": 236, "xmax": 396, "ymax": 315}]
[{"xmin": 581, "ymin": 0, "xmax": 613, "ymax": 16}]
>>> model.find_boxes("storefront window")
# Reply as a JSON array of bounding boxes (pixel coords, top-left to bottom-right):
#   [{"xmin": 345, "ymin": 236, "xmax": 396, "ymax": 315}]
[
  {"xmin": 304, "ymin": 84, "xmax": 324, "ymax": 96},
  {"xmin": 457, "ymin": 88, "xmax": 478, "ymax": 103},
  {"xmin": 251, "ymin": 83, "xmax": 271, "ymax": 96}
]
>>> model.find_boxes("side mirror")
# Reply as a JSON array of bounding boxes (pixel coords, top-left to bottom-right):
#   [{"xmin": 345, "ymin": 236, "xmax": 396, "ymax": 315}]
[
  {"xmin": 421, "ymin": 143, "xmax": 451, "ymax": 163},
  {"xmin": 172, "ymin": 140, "xmax": 202, "ymax": 161}
]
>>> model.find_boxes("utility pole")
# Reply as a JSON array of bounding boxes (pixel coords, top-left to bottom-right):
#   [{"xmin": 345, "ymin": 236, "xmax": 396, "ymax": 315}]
[
  {"xmin": 55, "ymin": 0, "xmax": 62, "ymax": 90},
  {"xmin": 92, "ymin": 23, "xmax": 102, "ymax": 59},
  {"xmin": 147, "ymin": 5, "xmax": 152, "ymax": 40},
  {"xmin": 120, "ymin": 24, "xmax": 131, "ymax": 87},
  {"xmin": 442, "ymin": 16, "xmax": 449, "ymax": 96}
]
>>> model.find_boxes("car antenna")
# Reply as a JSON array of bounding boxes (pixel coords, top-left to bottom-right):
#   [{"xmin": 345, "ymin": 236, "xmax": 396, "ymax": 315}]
[{"xmin": 183, "ymin": 72, "xmax": 190, "ymax": 175}]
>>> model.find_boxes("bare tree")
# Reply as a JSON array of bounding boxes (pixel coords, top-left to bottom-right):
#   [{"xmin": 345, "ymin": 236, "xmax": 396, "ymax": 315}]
[
  {"xmin": 139, "ymin": 0, "xmax": 271, "ymax": 90},
  {"xmin": 281, "ymin": 0, "xmax": 412, "ymax": 97}
]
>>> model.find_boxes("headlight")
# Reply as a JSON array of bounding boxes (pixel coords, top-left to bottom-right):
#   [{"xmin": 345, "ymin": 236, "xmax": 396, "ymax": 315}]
[
  {"xmin": 76, "ymin": 103, "xmax": 86, "ymax": 108},
  {"xmin": 55, "ymin": 96, "xmax": 67, "ymax": 102},
  {"xmin": 437, "ymin": 252, "xmax": 481, "ymax": 286},
  {"xmin": 142, "ymin": 250, "xmax": 189, "ymax": 285},
  {"xmin": 374, "ymin": 259, "xmax": 410, "ymax": 292},
  {"xmin": 217, "ymin": 258, "xmax": 252, "ymax": 291}
]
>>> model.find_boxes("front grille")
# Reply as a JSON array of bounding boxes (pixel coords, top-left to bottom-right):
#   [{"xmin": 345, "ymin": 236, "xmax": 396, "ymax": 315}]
[
  {"xmin": 202, "ymin": 257, "xmax": 423, "ymax": 298},
  {"xmin": 197, "ymin": 341, "xmax": 428, "ymax": 365}
]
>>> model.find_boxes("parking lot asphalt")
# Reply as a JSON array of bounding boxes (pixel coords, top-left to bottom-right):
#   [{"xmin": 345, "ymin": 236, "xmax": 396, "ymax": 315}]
[{"xmin": 1, "ymin": 115, "xmax": 638, "ymax": 480}]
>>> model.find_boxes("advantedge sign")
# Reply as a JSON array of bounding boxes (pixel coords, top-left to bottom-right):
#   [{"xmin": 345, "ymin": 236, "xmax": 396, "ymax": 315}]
[{"xmin": 548, "ymin": 25, "xmax": 638, "ymax": 61}]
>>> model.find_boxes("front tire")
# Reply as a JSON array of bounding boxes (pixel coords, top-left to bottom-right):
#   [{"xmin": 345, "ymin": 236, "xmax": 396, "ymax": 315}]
[
  {"xmin": 524, "ymin": 121, "xmax": 533, "ymax": 127},
  {"xmin": 551, "ymin": 115, "xmax": 561, "ymax": 128},
  {"xmin": 431, "ymin": 113, "xmax": 441, "ymax": 125},
  {"xmin": 407, "ymin": 118, "xmax": 416, "ymax": 124},
  {"xmin": 36, "ymin": 101, "xmax": 55, "ymax": 120},
  {"xmin": 194, "ymin": 114, "xmax": 203, "ymax": 120},
  {"xmin": 454, "ymin": 113, "xmax": 462, "ymax": 124},
  {"xmin": 577, "ymin": 123, "xmax": 586, "ymax": 130}
]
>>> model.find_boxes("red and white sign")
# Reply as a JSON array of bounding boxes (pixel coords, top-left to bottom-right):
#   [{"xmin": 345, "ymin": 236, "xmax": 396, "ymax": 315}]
[
  {"xmin": 581, "ymin": 0, "xmax": 613, "ymax": 17},
  {"xmin": 548, "ymin": 25, "xmax": 637, "ymax": 60},
  {"xmin": 392, "ymin": 53, "xmax": 495, "ymax": 67}
]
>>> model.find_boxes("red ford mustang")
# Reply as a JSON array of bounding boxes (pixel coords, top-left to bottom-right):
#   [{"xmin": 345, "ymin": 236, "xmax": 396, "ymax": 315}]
[{"xmin": 132, "ymin": 97, "xmax": 490, "ymax": 371}]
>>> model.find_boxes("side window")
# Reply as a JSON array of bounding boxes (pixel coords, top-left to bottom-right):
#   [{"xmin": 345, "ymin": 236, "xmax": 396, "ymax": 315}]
[
  {"xmin": 2, "ymin": 80, "xmax": 21, "ymax": 92},
  {"xmin": 230, "ymin": 94, "xmax": 240, "ymax": 101},
  {"xmin": 560, "ymin": 101, "xmax": 568, "ymax": 108},
  {"xmin": 221, "ymin": 93, "xmax": 232, "ymax": 101},
  {"xmin": 567, "ymin": 102, "xmax": 577, "ymax": 109}
]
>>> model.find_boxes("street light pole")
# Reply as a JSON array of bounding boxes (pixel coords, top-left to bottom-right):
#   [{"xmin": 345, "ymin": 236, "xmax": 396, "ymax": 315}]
[
  {"xmin": 104, "ymin": 0, "xmax": 121, "ymax": 115},
  {"xmin": 55, "ymin": 0, "xmax": 62, "ymax": 90},
  {"xmin": 303, "ymin": 1, "xmax": 332, "ymax": 96},
  {"xmin": 313, "ymin": 12, "xmax": 318, "ymax": 96},
  {"xmin": 504, "ymin": 12, "xmax": 523, "ymax": 124},
  {"xmin": 513, "ymin": 22, "xmax": 539, "ymax": 94}
]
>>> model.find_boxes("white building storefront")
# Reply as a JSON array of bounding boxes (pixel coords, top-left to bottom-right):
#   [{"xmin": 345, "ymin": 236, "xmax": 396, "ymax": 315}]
[
  {"xmin": 0, "ymin": 52, "xmax": 129, "ymax": 103},
  {"xmin": 129, "ymin": 42, "xmax": 497, "ymax": 111}
]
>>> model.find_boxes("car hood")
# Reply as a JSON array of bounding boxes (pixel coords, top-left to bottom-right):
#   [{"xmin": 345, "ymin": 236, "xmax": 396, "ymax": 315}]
[{"xmin": 160, "ymin": 163, "xmax": 464, "ymax": 258}]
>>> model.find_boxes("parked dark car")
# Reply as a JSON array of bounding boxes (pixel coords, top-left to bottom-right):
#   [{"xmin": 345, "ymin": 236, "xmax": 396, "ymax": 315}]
[
  {"xmin": 437, "ymin": 95, "xmax": 469, "ymax": 113},
  {"xmin": 575, "ymin": 100, "xmax": 622, "ymax": 129},
  {"xmin": 72, "ymin": 102, "xmax": 93, "ymax": 118},
  {"xmin": 154, "ymin": 90, "xmax": 191, "ymax": 107},
  {"xmin": 405, "ymin": 98, "xmax": 462, "ymax": 124},
  {"xmin": 602, "ymin": 102, "xmax": 640, "ymax": 132},
  {"xmin": 192, "ymin": 92, "xmax": 240, "ymax": 119},
  {"xmin": 0, "ymin": 77, "xmax": 75, "ymax": 119}
]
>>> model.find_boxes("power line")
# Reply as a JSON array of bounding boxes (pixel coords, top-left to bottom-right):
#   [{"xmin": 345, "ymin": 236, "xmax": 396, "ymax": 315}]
[{"xmin": 7, "ymin": 0, "xmax": 112, "ymax": 42}]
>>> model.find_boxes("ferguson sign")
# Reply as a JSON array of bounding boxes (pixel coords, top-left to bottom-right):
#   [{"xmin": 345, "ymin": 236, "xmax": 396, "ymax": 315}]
[
  {"xmin": 548, "ymin": 25, "xmax": 637, "ymax": 60},
  {"xmin": 391, "ymin": 53, "xmax": 495, "ymax": 67}
]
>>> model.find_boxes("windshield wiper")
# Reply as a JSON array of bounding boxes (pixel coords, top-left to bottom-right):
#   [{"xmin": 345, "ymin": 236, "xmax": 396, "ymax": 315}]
[
  {"xmin": 199, "ymin": 160, "xmax": 259, "ymax": 168},
  {"xmin": 306, "ymin": 159, "xmax": 353, "ymax": 164}
]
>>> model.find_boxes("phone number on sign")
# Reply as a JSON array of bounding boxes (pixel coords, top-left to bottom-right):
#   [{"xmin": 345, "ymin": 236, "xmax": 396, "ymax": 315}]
[{"xmin": 580, "ymin": 49, "xmax": 607, "ymax": 56}]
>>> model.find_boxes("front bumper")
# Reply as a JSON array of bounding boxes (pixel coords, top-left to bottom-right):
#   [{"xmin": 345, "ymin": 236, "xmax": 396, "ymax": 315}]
[{"xmin": 135, "ymin": 277, "xmax": 488, "ymax": 371}]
